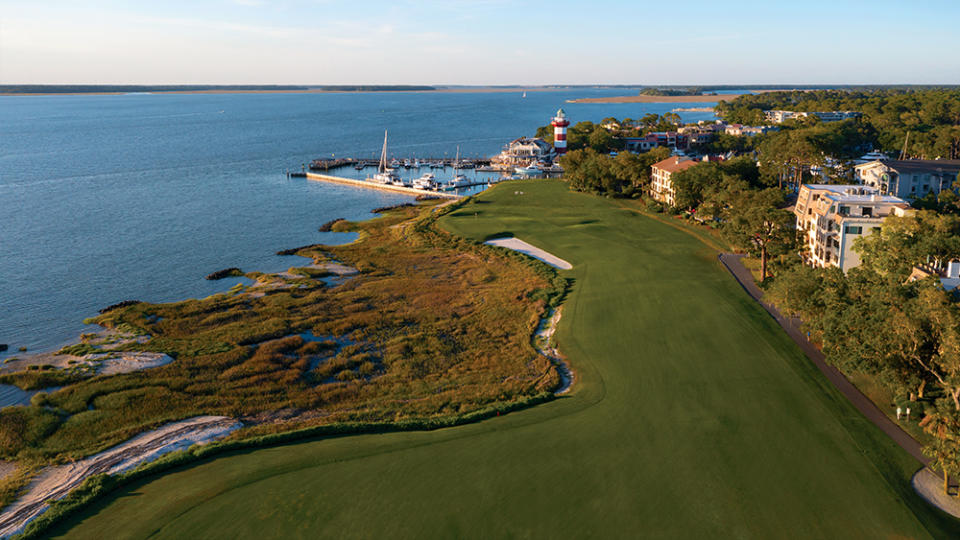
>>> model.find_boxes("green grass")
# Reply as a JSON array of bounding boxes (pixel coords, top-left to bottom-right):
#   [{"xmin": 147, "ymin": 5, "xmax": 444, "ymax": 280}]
[{"xmin": 50, "ymin": 180, "xmax": 959, "ymax": 538}]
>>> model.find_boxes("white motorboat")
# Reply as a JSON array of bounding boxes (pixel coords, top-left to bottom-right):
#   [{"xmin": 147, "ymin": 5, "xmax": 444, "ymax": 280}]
[
  {"xmin": 442, "ymin": 174, "xmax": 470, "ymax": 191},
  {"xmin": 413, "ymin": 173, "xmax": 436, "ymax": 190},
  {"xmin": 514, "ymin": 163, "xmax": 541, "ymax": 175}
]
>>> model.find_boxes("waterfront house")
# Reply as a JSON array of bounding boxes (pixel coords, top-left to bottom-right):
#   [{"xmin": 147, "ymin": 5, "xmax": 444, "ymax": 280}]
[
  {"xmin": 794, "ymin": 184, "xmax": 911, "ymax": 272},
  {"xmin": 854, "ymin": 159, "xmax": 960, "ymax": 200}
]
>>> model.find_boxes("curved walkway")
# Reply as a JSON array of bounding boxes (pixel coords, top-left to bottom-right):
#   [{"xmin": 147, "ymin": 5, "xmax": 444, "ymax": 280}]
[{"xmin": 718, "ymin": 253, "xmax": 927, "ymax": 464}]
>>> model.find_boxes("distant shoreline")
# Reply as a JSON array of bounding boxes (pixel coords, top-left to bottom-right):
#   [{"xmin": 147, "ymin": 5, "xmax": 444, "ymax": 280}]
[
  {"xmin": 0, "ymin": 87, "xmax": 574, "ymax": 97},
  {"xmin": 568, "ymin": 88, "xmax": 816, "ymax": 104},
  {"xmin": 567, "ymin": 94, "xmax": 743, "ymax": 104}
]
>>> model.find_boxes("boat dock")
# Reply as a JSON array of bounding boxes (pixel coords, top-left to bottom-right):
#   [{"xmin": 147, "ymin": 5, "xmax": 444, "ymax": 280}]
[
  {"xmin": 296, "ymin": 172, "xmax": 464, "ymax": 198},
  {"xmin": 309, "ymin": 157, "xmax": 497, "ymax": 171}
]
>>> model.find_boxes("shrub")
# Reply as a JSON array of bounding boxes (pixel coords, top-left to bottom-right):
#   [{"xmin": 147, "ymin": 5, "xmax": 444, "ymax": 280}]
[{"xmin": 57, "ymin": 343, "xmax": 99, "ymax": 357}]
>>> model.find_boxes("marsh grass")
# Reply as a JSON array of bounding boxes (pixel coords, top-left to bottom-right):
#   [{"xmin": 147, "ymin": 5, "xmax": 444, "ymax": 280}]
[{"xmin": 0, "ymin": 200, "xmax": 565, "ymax": 465}]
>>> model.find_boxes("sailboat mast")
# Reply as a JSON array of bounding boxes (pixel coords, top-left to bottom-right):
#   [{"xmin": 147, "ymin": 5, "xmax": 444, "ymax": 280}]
[{"xmin": 380, "ymin": 130, "xmax": 388, "ymax": 173}]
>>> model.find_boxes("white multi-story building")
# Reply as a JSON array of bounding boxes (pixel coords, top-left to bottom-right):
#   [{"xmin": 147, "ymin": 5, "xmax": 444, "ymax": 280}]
[
  {"xmin": 724, "ymin": 124, "xmax": 779, "ymax": 136},
  {"xmin": 794, "ymin": 184, "xmax": 911, "ymax": 272},
  {"xmin": 854, "ymin": 159, "xmax": 960, "ymax": 200},
  {"xmin": 764, "ymin": 110, "xmax": 862, "ymax": 124}
]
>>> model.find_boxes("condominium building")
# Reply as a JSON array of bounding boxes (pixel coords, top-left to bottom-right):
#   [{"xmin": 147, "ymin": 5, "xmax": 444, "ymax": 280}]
[
  {"xmin": 650, "ymin": 156, "xmax": 699, "ymax": 206},
  {"xmin": 724, "ymin": 124, "xmax": 779, "ymax": 136},
  {"xmin": 854, "ymin": 159, "xmax": 960, "ymax": 200},
  {"xmin": 764, "ymin": 110, "xmax": 862, "ymax": 124},
  {"xmin": 794, "ymin": 184, "xmax": 911, "ymax": 272}
]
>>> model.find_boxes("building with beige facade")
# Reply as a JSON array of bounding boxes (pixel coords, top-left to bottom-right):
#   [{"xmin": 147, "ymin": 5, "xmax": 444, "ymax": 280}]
[
  {"xmin": 794, "ymin": 184, "xmax": 911, "ymax": 272},
  {"xmin": 650, "ymin": 156, "xmax": 699, "ymax": 206}
]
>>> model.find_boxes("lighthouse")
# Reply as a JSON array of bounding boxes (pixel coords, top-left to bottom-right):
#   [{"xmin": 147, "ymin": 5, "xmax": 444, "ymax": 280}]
[{"xmin": 551, "ymin": 108, "xmax": 570, "ymax": 155}]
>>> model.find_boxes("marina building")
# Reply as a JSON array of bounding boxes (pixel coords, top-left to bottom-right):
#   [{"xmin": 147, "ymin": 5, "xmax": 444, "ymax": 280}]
[
  {"xmin": 650, "ymin": 156, "xmax": 699, "ymax": 206},
  {"xmin": 854, "ymin": 159, "xmax": 960, "ymax": 200},
  {"xmin": 491, "ymin": 137, "xmax": 555, "ymax": 168},
  {"xmin": 794, "ymin": 184, "xmax": 911, "ymax": 272}
]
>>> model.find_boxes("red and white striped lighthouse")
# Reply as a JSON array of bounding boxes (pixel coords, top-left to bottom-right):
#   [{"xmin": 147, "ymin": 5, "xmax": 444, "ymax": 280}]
[{"xmin": 551, "ymin": 108, "xmax": 570, "ymax": 155}]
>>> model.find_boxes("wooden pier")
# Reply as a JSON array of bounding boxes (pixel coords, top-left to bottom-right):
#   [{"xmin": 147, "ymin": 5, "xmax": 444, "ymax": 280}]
[{"xmin": 300, "ymin": 172, "xmax": 463, "ymax": 198}]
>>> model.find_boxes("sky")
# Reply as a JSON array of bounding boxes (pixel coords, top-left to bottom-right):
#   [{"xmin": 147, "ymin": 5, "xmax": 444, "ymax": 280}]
[{"xmin": 1, "ymin": 0, "xmax": 959, "ymax": 85}]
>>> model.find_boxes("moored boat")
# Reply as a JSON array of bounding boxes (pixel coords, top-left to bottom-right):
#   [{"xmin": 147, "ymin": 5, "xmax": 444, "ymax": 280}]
[
  {"xmin": 371, "ymin": 131, "xmax": 402, "ymax": 184},
  {"xmin": 413, "ymin": 173, "xmax": 436, "ymax": 190},
  {"xmin": 514, "ymin": 163, "xmax": 541, "ymax": 175}
]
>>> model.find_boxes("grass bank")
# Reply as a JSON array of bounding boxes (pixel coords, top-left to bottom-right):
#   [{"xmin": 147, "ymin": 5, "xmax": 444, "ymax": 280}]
[{"xmin": 45, "ymin": 180, "xmax": 959, "ymax": 538}]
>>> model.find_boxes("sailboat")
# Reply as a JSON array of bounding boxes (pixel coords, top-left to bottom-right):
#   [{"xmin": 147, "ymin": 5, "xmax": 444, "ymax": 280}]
[
  {"xmin": 443, "ymin": 146, "xmax": 470, "ymax": 190},
  {"xmin": 522, "ymin": 90, "xmax": 527, "ymax": 98},
  {"xmin": 372, "ymin": 130, "xmax": 400, "ymax": 185}
]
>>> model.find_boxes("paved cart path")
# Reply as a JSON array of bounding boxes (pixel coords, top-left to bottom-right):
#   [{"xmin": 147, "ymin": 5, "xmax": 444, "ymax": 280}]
[{"xmin": 718, "ymin": 253, "xmax": 927, "ymax": 464}]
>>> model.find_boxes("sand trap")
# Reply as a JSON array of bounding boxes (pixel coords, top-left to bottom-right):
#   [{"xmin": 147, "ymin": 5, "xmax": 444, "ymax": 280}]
[
  {"xmin": 0, "ymin": 415, "xmax": 240, "ymax": 538},
  {"xmin": 913, "ymin": 467, "xmax": 960, "ymax": 518},
  {"xmin": 485, "ymin": 238, "xmax": 572, "ymax": 270}
]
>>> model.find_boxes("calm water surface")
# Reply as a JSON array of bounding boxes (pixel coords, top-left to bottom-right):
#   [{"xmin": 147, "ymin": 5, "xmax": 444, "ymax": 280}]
[{"xmin": 0, "ymin": 89, "xmax": 717, "ymax": 354}]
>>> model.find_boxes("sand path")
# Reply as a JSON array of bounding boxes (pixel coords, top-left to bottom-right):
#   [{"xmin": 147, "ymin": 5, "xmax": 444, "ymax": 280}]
[
  {"xmin": 533, "ymin": 307, "xmax": 573, "ymax": 394},
  {"xmin": 0, "ymin": 416, "xmax": 240, "ymax": 538}
]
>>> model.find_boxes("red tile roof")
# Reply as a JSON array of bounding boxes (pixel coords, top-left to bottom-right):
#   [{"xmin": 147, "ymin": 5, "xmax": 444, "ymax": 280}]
[{"xmin": 652, "ymin": 157, "xmax": 699, "ymax": 174}]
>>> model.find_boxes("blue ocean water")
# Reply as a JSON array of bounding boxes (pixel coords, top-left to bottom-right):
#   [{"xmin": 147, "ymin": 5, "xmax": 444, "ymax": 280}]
[{"xmin": 0, "ymin": 88, "xmax": 717, "ymax": 354}]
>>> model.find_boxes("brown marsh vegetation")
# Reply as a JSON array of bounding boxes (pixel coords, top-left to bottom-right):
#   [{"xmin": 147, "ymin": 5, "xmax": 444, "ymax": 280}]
[{"xmin": 0, "ymin": 200, "xmax": 566, "ymax": 504}]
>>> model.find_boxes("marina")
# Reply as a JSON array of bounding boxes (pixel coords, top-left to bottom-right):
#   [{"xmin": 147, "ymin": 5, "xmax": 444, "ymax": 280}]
[
  {"xmin": 295, "ymin": 129, "xmax": 559, "ymax": 197},
  {"xmin": 296, "ymin": 172, "xmax": 464, "ymax": 198}
]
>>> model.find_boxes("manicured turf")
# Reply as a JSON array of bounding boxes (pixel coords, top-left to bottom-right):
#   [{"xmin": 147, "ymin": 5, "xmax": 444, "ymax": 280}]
[{"xmin": 52, "ymin": 180, "xmax": 958, "ymax": 538}]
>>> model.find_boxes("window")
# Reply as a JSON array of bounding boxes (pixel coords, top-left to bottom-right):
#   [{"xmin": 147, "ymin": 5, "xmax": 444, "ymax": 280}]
[
  {"xmin": 862, "ymin": 207, "xmax": 873, "ymax": 217},
  {"xmin": 839, "ymin": 205, "xmax": 850, "ymax": 216},
  {"xmin": 845, "ymin": 226, "xmax": 863, "ymax": 234}
]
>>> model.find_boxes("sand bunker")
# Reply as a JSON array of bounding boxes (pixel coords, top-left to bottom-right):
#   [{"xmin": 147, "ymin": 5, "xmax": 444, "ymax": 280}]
[
  {"xmin": 912, "ymin": 467, "xmax": 960, "ymax": 519},
  {"xmin": 0, "ymin": 415, "xmax": 240, "ymax": 538},
  {"xmin": 485, "ymin": 238, "xmax": 573, "ymax": 270}
]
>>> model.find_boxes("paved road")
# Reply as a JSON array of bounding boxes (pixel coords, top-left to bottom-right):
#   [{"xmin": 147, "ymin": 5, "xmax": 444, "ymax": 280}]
[{"xmin": 718, "ymin": 253, "xmax": 928, "ymax": 465}]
